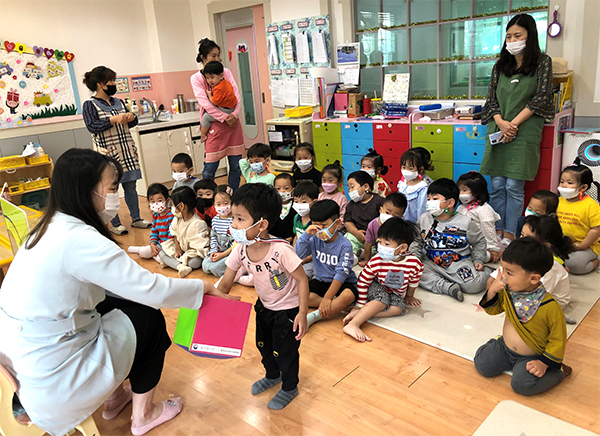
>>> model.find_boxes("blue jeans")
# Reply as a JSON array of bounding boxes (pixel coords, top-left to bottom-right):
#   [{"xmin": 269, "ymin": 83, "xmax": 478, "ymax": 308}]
[
  {"xmin": 202, "ymin": 154, "xmax": 242, "ymax": 191},
  {"xmin": 111, "ymin": 180, "xmax": 141, "ymax": 227},
  {"xmin": 202, "ymin": 255, "xmax": 229, "ymax": 277},
  {"xmin": 490, "ymin": 176, "xmax": 526, "ymax": 236}
]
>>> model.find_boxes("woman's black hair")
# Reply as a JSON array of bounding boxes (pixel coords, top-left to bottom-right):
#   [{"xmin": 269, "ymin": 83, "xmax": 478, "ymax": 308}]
[
  {"xmin": 26, "ymin": 148, "xmax": 123, "ymax": 249},
  {"xmin": 401, "ymin": 148, "xmax": 434, "ymax": 172},
  {"xmin": 293, "ymin": 143, "xmax": 316, "ymax": 171},
  {"xmin": 322, "ymin": 160, "xmax": 344, "ymax": 183},
  {"xmin": 171, "ymin": 186, "xmax": 198, "ymax": 214},
  {"xmin": 561, "ymin": 157, "xmax": 600, "ymax": 193},
  {"xmin": 496, "ymin": 14, "xmax": 541, "ymax": 77},
  {"xmin": 522, "ymin": 215, "xmax": 576, "ymax": 261},
  {"xmin": 457, "ymin": 171, "xmax": 490, "ymax": 204},
  {"xmin": 147, "ymin": 183, "xmax": 169, "ymax": 200},
  {"xmin": 197, "ymin": 38, "xmax": 220, "ymax": 64},
  {"xmin": 82, "ymin": 66, "xmax": 117, "ymax": 92},
  {"xmin": 348, "ymin": 170, "xmax": 374, "ymax": 191},
  {"xmin": 362, "ymin": 149, "xmax": 388, "ymax": 176},
  {"xmin": 377, "ymin": 218, "xmax": 419, "ymax": 246}
]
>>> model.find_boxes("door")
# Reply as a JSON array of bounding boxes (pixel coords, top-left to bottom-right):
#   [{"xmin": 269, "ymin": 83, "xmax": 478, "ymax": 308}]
[{"xmin": 226, "ymin": 25, "xmax": 265, "ymax": 148}]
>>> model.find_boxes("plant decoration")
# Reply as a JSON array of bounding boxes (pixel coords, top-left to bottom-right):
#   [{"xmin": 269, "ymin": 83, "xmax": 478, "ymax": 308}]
[
  {"xmin": 411, "ymin": 95, "xmax": 437, "ymax": 100},
  {"xmin": 411, "ymin": 58, "xmax": 437, "ymax": 64},
  {"xmin": 411, "ymin": 20, "xmax": 437, "ymax": 26},
  {"xmin": 511, "ymin": 6, "xmax": 548, "ymax": 13},
  {"xmin": 440, "ymin": 94, "xmax": 469, "ymax": 99},
  {"xmin": 440, "ymin": 55, "xmax": 468, "ymax": 62}
]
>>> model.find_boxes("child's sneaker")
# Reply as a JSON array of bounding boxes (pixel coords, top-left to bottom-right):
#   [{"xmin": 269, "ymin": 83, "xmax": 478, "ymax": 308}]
[
  {"xmin": 110, "ymin": 225, "xmax": 129, "ymax": 236},
  {"xmin": 564, "ymin": 314, "xmax": 577, "ymax": 325},
  {"xmin": 561, "ymin": 363, "xmax": 573, "ymax": 377},
  {"xmin": 131, "ymin": 219, "xmax": 152, "ymax": 229}
]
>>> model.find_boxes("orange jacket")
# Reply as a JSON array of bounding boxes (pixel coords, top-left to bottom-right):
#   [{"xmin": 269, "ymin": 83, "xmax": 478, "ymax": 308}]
[{"xmin": 211, "ymin": 79, "xmax": 237, "ymax": 109}]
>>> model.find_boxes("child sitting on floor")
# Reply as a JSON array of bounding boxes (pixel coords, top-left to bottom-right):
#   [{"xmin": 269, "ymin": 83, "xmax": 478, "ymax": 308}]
[
  {"xmin": 361, "ymin": 149, "xmax": 391, "ymax": 197},
  {"xmin": 360, "ymin": 192, "xmax": 407, "ymax": 267},
  {"xmin": 295, "ymin": 200, "xmax": 357, "ymax": 328},
  {"xmin": 217, "ymin": 183, "xmax": 309, "ymax": 410},
  {"xmin": 293, "ymin": 142, "xmax": 321, "ymax": 188},
  {"xmin": 410, "ymin": 178, "xmax": 490, "ymax": 302},
  {"xmin": 515, "ymin": 189, "xmax": 559, "ymax": 238},
  {"xmin": 318, "ymin": 161, "xmax": 349, "ymax": 222},
  {"xmin": 292, "ymin": 181, "xmax": 320, "ymax": 278},
  {"xmin": 202, "ymin": 185, "xmax": 234, "ymax": 277},
  {"xmin": 475, "ymin": 237, "xmax": 571, "ymax": 396},
  {"xmin": 343, "ymin": 218, "xmax": 424, "ymax": 342},
  {"xmin": 200, "ymin": 61, "xmax": 238, "ymax": 143},
  {"xmin": 456, "ymin": 171, "xmax": 502, "ymax": 262},
  {"xmin": 397, "ymin": 148, "xmax": 434, "ymax": 223},
  {"xmin": 128, "ymin": 183, "xmax": 173, "ymax": 262},
  {"xmin": 194, "ymin": 179, "xmax": 218, "ymax": 219},
  {"xmin": 239, "ymin": 143, "xmax": 276, "ymax": 186},
  {"xmin": 271, "ymin": 173, "xmax": 297, "ymax": 243},
  {"xmin": 171, "ymin": 152, "xmax": 198, "ymax": 190}
]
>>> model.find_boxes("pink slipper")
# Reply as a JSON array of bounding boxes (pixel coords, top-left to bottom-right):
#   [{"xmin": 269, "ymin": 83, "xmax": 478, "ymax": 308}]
[
  {"xmin": 102, "ymin": 385, "xmax": 132, "ymax": 420},
  {"xmin": 131, "ymin": 397, "xmax": 183, "ymax": 436}
]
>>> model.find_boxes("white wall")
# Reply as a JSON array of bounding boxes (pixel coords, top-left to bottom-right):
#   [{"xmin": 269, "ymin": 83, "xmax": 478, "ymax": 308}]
[{"xmin": 270, "ymin": 0, "xmax": 322, "ymax": 22}]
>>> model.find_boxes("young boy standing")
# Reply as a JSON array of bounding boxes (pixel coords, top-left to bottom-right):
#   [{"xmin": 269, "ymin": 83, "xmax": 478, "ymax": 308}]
[
  {"xmin": 218, "ymin": 183, "xmax": 309, "ymax": 410},
  {"xmin": 271, "ymin": 173, "xmax": 297, "ymax": 243},
  {"xmin": 474, "ymin": 237, "xmax": 571, "ymax": 396},
  {"xmin": 239, "ymin": 143, "xmax": 276, "ymax": 186},
  {"xmin": 171, "ymin": 153, "xmax": 198, "ymax": 190},
  {"xmin": 295, "ymin": 200, "xmax": 358, "ymax": 328},
  {"xmin": 410, "ymin": 178, "xmax": 490, "ymax": 302}
]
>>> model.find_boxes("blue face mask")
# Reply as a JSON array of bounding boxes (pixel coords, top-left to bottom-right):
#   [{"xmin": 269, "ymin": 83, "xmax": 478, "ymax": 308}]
[
  {"xmin": 524, "ymin": 208, "xmax": 538, "ymax": 217},
  {"xmin": 377, "ymin": 243, "xmax": 408, "ymax": 261},
  {"xmin": 317, "ymin": 220, "xmax": 338, "ymax": 241},
  {"xmin": 250, "ymin": 162, "xmax": 265, "ymax": 174},
  {"xmin": 229, "ymin": 218, "xmax": 263, "ymax": 245}
]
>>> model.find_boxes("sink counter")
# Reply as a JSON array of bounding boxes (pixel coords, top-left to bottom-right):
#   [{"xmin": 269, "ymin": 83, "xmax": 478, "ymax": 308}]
[{"xmin": 136, "ymin": 112, "xmax": 200, "ymax": 133}]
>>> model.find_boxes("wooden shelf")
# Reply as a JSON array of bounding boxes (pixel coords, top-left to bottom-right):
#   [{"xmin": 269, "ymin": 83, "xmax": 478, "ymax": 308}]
[
  {"xmin": 10, "ymin": 186, "xmax": 50, "ymax": 196},
  {"xmin": 0, "ymin": 160, "xmax": 52, "ymax": 174}
]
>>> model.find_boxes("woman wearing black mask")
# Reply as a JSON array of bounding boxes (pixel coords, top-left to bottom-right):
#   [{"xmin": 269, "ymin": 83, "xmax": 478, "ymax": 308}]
[{"xmin": 82, "ymin": 66, "xmax": 151, "ymax": 236}]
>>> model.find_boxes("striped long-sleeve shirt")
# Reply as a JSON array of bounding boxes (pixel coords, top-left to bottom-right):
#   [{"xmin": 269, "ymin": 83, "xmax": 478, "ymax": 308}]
[
  {"xmin": 150, "ymin": 211, "xmax": 174, "ymax": 244},
  {"xmin": 209, "ymin": 215, "xmax": 234, "ymax": 253},
  {"xmin": 356, "ymin": 254, "xmax": 424, "ymax": 307}
]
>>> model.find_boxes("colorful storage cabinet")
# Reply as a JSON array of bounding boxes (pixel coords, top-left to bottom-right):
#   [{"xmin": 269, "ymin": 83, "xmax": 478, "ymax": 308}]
[
  {"xmin": 313, "ymin": 121, "xmax": 342, "ymax": 170},
  {"xmin": 412, "ymin": 123, "xmax": 454, "ymax": 180},
  {"xmin": 452, "ymin": 123, "xmax": 491, "ymax": 186}
]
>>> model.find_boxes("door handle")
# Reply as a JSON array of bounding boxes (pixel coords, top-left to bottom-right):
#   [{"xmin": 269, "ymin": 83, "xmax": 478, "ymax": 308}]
[{"xmin": 262, "ymin": 93, "xmax": 265, "ymax": 104}]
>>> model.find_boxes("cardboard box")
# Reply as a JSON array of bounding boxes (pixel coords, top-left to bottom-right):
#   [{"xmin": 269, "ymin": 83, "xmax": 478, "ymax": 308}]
[{"xmin": 347, "ymin": 92, "xmax": 364, "ymax": 118}]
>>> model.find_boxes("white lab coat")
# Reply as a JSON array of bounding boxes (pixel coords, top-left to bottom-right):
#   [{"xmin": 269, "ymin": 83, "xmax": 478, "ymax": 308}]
[{"xmin": 0, "ymin": 213, "xmax": 205, "ymax": 436}]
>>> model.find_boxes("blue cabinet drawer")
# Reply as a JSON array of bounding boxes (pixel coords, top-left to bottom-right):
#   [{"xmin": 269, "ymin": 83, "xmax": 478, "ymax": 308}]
[
  {"xmin": 342, "ymin": 138, "xmax": 373, "ymax": 156},
  {"xmin": 342, "ymin": 155, "xmax": 363, "ymax": 175},
  {"xmin": 341, "ymin": 122, "xmax": 374, "ymax": 140},
  {"xmin": 453, "ymin": 143, "xmax": 486, "ymax": 165},
  {"xmin": 453, "ymin": 163, "xmax": 492, "ymax": 186},
  {"xmin": 453, "ymin": 124, "xmax": 487, "ymax": 145}
]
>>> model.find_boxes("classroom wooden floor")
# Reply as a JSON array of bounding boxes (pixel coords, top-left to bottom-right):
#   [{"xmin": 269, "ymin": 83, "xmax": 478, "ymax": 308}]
[{"xmin": 92, "ymin": 194, "xmax": 600, "ymax": 436}]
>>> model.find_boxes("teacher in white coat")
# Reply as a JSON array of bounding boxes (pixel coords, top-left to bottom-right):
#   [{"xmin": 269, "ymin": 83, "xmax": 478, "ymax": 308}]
[{"xmin": 0, "ymin": 148, "xmax": 237, "ymax": 436}]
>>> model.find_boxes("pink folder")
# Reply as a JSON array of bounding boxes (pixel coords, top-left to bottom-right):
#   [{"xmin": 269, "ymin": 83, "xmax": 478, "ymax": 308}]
[{"xmin": 189, "ymin": 296, "xmax": 252, "ymax": 358}]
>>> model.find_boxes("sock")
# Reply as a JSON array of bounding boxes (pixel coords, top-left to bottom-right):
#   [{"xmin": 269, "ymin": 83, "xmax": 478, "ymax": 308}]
[
  {"xmin": 128, "ymin": 246, "xmax": 141, "ymax": 254},
  {"xmin": 267, "ymin": 388, "xmax": 298, "ymax": 410},
  {"xmin": 177, "ymin": 264, "xmax": 192, "ymax": 278},
  {"xmin": 443, "ymin": 284, "xmax": 464, "ymax": 302},
  {"xmin": 306, "ymin": 310, "xmax": 322, "ymax": 328},
  {"xmin": 564, "ymin": 314, "xmax": 577, "ymax": 325},
  {"xmin": 251, "ymin": 376, "xmax": 282, "ymax": 395}
]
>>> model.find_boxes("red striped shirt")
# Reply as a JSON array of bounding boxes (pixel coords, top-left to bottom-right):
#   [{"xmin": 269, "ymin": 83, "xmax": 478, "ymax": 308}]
[{"xmin": 356, "ymin": 254, "xmax": 424, "ymax": 307}]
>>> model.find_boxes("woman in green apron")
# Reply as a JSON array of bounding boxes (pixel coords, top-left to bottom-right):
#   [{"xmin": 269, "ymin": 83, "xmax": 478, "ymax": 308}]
[{"xmin": 480, "ymin": 14, "xmax": 554, "ymax": 244}]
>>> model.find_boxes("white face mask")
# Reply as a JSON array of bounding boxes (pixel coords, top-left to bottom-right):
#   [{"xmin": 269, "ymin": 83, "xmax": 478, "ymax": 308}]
[
  {"xmin": 172, "ymin": 172, "xmax": 188, "ymax": 182},
  {"xmin": 426, "ymin": 200, "xmax": 446, "ymax": 216},
  {"xmin": 349, "ymin": 188, "xmax": 364, "ymax": 203},
  {"xmin": 524, "ymin": 208, "xmax": 538, "ymax": 217},
  {"xmin": 215, "ymin": 205, "xmax": 231, "ymax": 216},
  {"xmin": 379, "ymin": 213, "xmax": 393, "ymax": 224},
  {"xmin": 292, "ymin": 202, "xmax": 311, "ymax": 217},
  {"xmin": 295, "ymin": 160, "xmax": 313, "ymax": 171},
  {"xmin": 459, "ymin": 193, "xmax": 474, "ymax": 204},
  {"xmin": 506, "ymin": 40, "xmax": 526, "ymax": 56},
  {"xmin": 150, "ymin": 201, "xmax": 168, "ymax": 214},
  {"xmin": 94, "ymin": 191, "xmax": 120, "ymax": 224},
  {"xmin": 378, "ymin": 244, "xmax": 403, "ymax": 261},
  {"xmin": 401, "ymin": 170, "xmax": 419, "ymax": 181},
  {"xmin": 557, "ymin": 186, "xmax": 580, "ymax": 199},
  {"xmin": 279, "ymin": 191, "xmax": 292, "ymax": 202},
  {"xmin": 171, "ymin": 206, "xmax": 182, "ymax": 218},
  {"xmin": 250, "ymin": 162, "xmax": 265, "ymax": 174},
  {"xmin": 363, "ymin": 168, "xmax": 376, "ymax": 178},
  {"xmin": 229, "ymin": 218, "xmax": 263, "ymax": 245}
]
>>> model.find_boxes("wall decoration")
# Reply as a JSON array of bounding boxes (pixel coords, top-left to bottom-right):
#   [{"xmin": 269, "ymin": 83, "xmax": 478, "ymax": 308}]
[
  {"xmin": 237, "ymin": 42, "xmax": 248, "ymax": 53},
  {"xmin": 115, "ymin": 77, "xmax": 129, "ymax": 93},
  {"xmin": 131, "ymin": 75, "xmax": 152, "ymax": 91},
  {"xmin": 0, "ymin": 38, "xmax": 80, "ymax": 128}
]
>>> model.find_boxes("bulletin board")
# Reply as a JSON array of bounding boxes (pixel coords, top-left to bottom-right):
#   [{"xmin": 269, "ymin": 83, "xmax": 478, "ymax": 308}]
[
  {"xmin": 266, "ymin": 15, "xmax": 331, "ymax": 80},
  {"xmin": 0, "ymin": 39, "xmax": 80, "ymax": 129}
]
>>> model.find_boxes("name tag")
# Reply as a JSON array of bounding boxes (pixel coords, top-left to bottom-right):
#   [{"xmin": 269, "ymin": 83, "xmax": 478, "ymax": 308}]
[
  {"xmin": 511, "ymin": 79, "xmax": 519, "ymax": 83},
  {"xmin": 384, "ymin": 270, "xmax": 405, "ymax": 290}
]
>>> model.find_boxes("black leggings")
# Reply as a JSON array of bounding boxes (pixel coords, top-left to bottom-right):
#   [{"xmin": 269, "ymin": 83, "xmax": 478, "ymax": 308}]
[{"xmin": 96, "ymin": 296, "xmax": 172, "ymax": 394}]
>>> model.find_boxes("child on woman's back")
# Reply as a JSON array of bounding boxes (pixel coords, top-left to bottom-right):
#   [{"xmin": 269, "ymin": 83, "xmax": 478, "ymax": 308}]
[
  {"xmin": 293, "ymin": 143, "xmax": 321, "ymax": 188},
  {"xmin": 361, "ymin": 149, "xmax": 391, "ymax": 197},
  {"xmin": 202, "ymin": 185, "xmax": 235, "ymax": 277},
  {"xmin": 556, "ymin": 160, "xmax": 600, "ymax": 274},
  {"xmin": 515, "ymin": 189, "xmax": 559, "ymax": 238},
  {"xmin": 318, "ymin": 161, "xmax": 349, "ymax": 222},
  {"xmin": 456, "ymin": 171, "xmax": 502, "ymax": 262},
  {"xmin": 128, "ymin": 183, "xmax": 173, "ymax": 262},
  {"xmin": 159, "ymin": 186, "xmax": 210, "ymax": 277},
  {"xmin": 344, "ymin": 218, "xmax": 424, "ymax": 342},
  {"xmin": 239, "ymin": 143, "xmax": 276, "ymax": 186},
  {"xmin": 397, "ymin": 148, "xmax": 434, "ymax": 223}
]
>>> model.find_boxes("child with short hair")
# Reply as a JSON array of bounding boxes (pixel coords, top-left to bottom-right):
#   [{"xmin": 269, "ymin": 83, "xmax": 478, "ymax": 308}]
[
  {"xmin": 128, "ymin": 183, "xmax": 173, "ymax": 262},
  {"xmin": 411, "ymin": 178, "xmax": 490, "ymax": 301},
  {"xmin": 202, "ymin": 185, "xmax": 235, "ymax": 277},
  {"xmin": 456, "ymin": 171, "xmax": 502, "ymax": 262},
  {"xmin": 344, "ymin": 171, "xmax": 385, "ymax": 256},
  {"xmin": 318, "ymin": 161, "xmax": 349, "ymax": 222},
  {"xmin": 218, "ymin": 183, "xmax": 309, "ymax": 410},
  {"xmin": 292, "ymin": 181, "xmax": 320, "ymax": 278},
  {"xmin": 239, "ymin": 143, "xmax": 276, "ymax": 186},
  {"xmin": 159, "ymin": 186, "xmax": 210, "ymax": 277},
  {"xmin": 171, "ymin": 153, "xmax": 198, "ymax": 190},
  {"xmin": 194, "ymin": 179, "xmax": 218, "ymax": 219},
  {"xmin": 361, "ymin": 149, "xmax": 391, "ymax": 197},
  {"xmin": 397, "ymin": 148, "xmax": 434, "ymax": 223},
  {"xmin": 515, "ymin": 189, "xmax": 559, "ymax": 241},
  {"xmin": 556, "ymin": 160, "xmax": 600, "ymax": 274},
  {"xmin": 475, "ymin": 237, "xmax": 571, "ymax": 396},
  {"xmin": 293, "ymin": 143, "xmax": 321, "ymax": 188},
  {"xmin": 360, "ymin": 192, "xmax": 407, "ymax": 267},
  {"xmin": 344, "ymin": 218, "xmax": 424, "ymax": 342},
  {"xmin": 271, "ymin": 173, "xmax": 297, "ymax": 243},
  {"xmin": 200, "ymin": 61, "xmax": 238, "ymax": 143},
  {"xmin": 295, "ymin": 200, "xmax": 358, "ymax": 328}
]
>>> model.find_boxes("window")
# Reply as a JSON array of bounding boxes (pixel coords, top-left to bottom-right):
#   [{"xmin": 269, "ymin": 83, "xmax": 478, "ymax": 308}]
[{"xmin": 355, "ymin": 0, "xmax": 548, "ymax": 100}]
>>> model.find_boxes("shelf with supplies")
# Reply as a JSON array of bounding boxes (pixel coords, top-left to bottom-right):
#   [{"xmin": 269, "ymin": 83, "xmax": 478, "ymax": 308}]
[
  {"xmin": 0, "ymin": 157, "xmax": 53, "ymax": 205},
  {"xmin": 265, "ymin": 116, "xmax": 313, "ymax": 174}
]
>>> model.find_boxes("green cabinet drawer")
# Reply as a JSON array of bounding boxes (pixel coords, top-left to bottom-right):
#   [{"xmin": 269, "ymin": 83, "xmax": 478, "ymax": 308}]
[
  {"xmin": 427, "ymin": 162, "xmax": 453, "ymax": 181},
  {"xmin": 314, "ymin": 136, "xmax": 342, "ymax": 155},
  {"xmin": 412, "ymin": 142, "xmax": 453, "ymax": 164},
  {"xmin": 313, "ymin": 121, "xmax": 341, "ymax": 140},
  {"xmin": 412, "ymin": 124, "xmax": 453, "ymax": 143},
  {"xmin": 316, "ymin": 152, "xmax": 343, "ymax": 170}
]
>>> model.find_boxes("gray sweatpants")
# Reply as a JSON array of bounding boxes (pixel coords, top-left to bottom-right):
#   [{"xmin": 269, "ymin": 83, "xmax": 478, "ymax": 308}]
[
  {"xmin": 419, "ymin": 258, "xmax": 489, "ymax": 295},
  {"xmin": 159, "ymin": 251, "xmax": 203, "ymax": 270},
  {"xmin": 202, "ymin": 107, "xmax": 234, "ymax": 128},
  {"xmin": 474, "ymin": 336, "xmax": 565, "ymax": 396},
  {"xmin": 564, "ymin": 248, "xmax": 598, "ymax": 275}
]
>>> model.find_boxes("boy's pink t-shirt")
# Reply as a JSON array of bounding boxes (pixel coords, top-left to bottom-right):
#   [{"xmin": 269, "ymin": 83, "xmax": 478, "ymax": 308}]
[
  {"xmin": 226, "ymin": 241, "xmax": 302, "ymax": 311},
  {"xmin": 318, "ymin": 190, "xmax": 349, "ymax": 222},
  {"xmin": 365, "ymin": 217, "xmax": 381, "ymax": 244}
]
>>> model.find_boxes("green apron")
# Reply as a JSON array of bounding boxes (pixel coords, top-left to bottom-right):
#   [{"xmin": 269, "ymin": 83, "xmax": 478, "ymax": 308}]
[{"xmin": 480, "ymin": 70, "xmax": 545, "ymax": 181}]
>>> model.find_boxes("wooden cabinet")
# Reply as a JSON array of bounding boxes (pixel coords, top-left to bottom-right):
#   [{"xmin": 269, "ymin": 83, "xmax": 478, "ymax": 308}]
[
  {"xmin": 139, "ymin": 131, "xmax": 173, "ymax": 185},
  {"xmin": 0, "ymin": 159, "xmax": 53, "ymax": 207}
]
